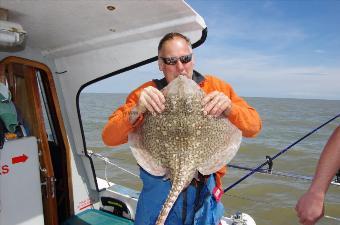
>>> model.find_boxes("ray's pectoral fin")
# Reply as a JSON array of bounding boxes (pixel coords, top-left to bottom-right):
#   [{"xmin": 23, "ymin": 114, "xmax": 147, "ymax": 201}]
[
  {"xmin": 198, "ymin": 120, "xmax": 242, "ymax": 175},
  {"xmin": 128, "ymin": 132, "xmax": 167, "ymax": 176}
]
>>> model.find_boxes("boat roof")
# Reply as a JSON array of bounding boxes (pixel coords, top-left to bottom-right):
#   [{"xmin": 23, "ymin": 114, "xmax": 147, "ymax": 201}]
[{"xmin": 1, "ymin": 1, "xmax": 206, "ymax": 58}]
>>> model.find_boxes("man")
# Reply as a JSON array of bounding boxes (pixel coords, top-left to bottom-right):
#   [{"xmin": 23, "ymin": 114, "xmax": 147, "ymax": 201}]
[
  {"xmin": 102, "ymin": 32, "xmax": 262, "ymax": 225},
  {"xmin": 295, "ymin": 126, "xmax": 340, "ymax": 225}
]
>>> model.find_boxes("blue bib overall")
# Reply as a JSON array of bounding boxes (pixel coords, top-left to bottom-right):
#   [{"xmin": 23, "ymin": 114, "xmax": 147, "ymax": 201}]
[{"xmin": 134, "ymin": 168, "xmax": 224, "ymax": 225}]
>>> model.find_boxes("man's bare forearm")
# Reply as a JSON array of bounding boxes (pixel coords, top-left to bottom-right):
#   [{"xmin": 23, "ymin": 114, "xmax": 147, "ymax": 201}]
[{"xmin": 309, "ymin": 126, "xmax": 340, "ymax": 194}]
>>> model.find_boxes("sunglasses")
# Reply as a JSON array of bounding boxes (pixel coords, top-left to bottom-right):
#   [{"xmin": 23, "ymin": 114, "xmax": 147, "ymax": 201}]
[{"xmin": 159, "ymin": 54, "xmax": 192, "ymax": 65}]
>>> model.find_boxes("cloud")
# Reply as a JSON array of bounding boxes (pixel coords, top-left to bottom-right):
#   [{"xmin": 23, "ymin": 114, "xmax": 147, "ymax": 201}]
[
  {"xmin": 314, "ymin": 49, "xmax": 325, "ymax": 54},
  {"xmin": 194, "ymin": 48, "xmax": 340, "ymax": 100},
  {"xmin": 288, "ymin": 72, "xmax": 327, "ymax": 77},
  {"xmin": 205, "ymin": 4, "xmax": 307, "ymax": 49},
  {"xmin": 190, "ymin": 3, "xmax": 338, "ymax": 100}
]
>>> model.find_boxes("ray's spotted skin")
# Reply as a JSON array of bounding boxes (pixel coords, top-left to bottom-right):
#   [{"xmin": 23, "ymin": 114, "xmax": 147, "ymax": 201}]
[{"xmin": 129, "ymin": 76, "xmax": 242, "ymax": 225}]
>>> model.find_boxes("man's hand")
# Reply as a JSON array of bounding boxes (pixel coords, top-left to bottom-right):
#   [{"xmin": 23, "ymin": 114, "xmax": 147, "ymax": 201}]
[
  {"xmin": 136, "ymin": 86, "xmax": 165, "ymax": 115},
  {"xmin": 202, "ymin": 91, "xmax": 232, "ymax": 117},
  {"xmin": 295, "ymin": 190, "xmax": 325, "ymax": 225}
]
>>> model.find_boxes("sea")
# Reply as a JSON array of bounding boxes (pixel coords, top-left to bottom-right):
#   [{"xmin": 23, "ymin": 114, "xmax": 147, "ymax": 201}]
[{"xmin": 80, "ymin": 93, "xmax": 340, "ymax": 225}]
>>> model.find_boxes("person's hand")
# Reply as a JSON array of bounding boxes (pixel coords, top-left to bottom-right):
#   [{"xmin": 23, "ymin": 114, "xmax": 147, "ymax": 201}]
[
  {"xmin": 136, "ymin": 86, "xmax": 165, "ymax": 115},
  {"xmin": 201, "ymin": 91, "xmax": 232, "ymax": 117},
  {"xmin": 295, "ymin": 190, "xmax": 325, "ymax": 225}
]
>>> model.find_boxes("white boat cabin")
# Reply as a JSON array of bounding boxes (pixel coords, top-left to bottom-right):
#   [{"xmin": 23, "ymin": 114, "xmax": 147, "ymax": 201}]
[{"xmin": 0, "ymin": 1, "xmax": 255, "ymax": 225}]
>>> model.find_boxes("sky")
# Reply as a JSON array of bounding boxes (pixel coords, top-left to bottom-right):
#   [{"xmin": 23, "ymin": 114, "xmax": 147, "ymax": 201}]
[{"xmin": 85, "ymin": 0, "xmax": 340, "ymax": 100}]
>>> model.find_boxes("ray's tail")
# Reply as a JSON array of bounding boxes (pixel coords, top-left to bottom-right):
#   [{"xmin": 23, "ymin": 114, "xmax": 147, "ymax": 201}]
[{"xmin": 155, "ymin": 178, "xmax": 187, "ymax": 225}]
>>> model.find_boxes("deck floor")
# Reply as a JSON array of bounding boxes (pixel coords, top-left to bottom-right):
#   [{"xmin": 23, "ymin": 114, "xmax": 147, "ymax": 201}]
[{"xmin": 63, "ymin": 209, "xmax": 134, "ymax": 225}]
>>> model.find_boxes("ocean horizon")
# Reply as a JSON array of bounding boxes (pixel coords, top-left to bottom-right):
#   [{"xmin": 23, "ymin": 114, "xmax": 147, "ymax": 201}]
[
  {"xmin": 80, "ymin": 93, "xmax": 340, "ymax": 225},
  {"xmin": 82, "ymin": 92, "xmax": 340, "ymax": 101}
]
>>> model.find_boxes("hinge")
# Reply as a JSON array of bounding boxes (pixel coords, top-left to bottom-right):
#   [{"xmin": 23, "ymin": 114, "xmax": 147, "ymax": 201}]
[{"xmin": 41, "ymin": 176, "xmax": 56, "ymax": 199}]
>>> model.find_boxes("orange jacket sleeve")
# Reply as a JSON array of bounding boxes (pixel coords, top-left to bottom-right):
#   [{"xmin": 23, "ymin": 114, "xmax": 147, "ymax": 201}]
[
  {"xmin": 102, "ymin": 81, "xmax": 156, "ymax": 147},
  {"xmin": 201, "ymin": 75, "xmax": 262, "ymax": 138},
  {"xmin": 201, "ymin": 75, "xmax": 262, "ymax": 181}
]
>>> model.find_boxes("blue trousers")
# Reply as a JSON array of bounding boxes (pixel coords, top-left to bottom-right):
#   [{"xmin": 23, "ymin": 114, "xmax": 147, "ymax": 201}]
[{"xmin": 134, "ymin": 168, "xmax": 224, "ymax": 225}]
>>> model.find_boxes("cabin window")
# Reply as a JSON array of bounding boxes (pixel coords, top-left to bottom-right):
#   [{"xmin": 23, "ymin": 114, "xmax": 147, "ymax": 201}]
[
  {"xmin": 80, "ymin": 62, "xmax": 161, "ymax": 191},
  {"xmin": 36, "ymin": 71, "xmax": 57, "ymax": 143}
]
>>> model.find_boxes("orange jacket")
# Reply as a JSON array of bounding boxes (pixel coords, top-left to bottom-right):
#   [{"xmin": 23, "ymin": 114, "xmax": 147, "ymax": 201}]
[{"xmin": 102, "ymin": 75, "xmax": 262, "ymax": 187}]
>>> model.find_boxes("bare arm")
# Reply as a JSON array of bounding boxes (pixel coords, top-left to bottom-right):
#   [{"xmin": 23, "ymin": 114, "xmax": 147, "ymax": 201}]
[{"xmin": 295, "ymin": 126, "xmax": 340, "ymax": 225}]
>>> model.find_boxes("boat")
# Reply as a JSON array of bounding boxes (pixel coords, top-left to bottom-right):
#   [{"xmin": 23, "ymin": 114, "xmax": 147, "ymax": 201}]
[{"xmin": 0, "ymin": 1, "xmax": 256, "ymax": 225}]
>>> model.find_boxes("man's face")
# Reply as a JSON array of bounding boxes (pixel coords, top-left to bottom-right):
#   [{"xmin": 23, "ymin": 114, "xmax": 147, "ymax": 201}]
[{"xmin": 158, "ymin": 37, "xmax": 194, "ymax": 83}]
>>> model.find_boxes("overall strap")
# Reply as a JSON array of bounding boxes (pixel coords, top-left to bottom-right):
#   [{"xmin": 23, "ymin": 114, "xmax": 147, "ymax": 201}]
[
  {"xmin": 182, "ymin": 188, "xmax": 188, "ymax": 223},
  {"xmin": 193, "ymin": 173, "xmax": 207, "ymax": 212},
  {"xmin": 182, "ymin": 173, "xmax": 208, "ymax": 224}
]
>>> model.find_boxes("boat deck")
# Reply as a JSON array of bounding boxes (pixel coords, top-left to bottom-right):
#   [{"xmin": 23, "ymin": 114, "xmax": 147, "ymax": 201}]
[{"xmin": 63, "ymin": 209, "xmax": 133, "ymax": 225}]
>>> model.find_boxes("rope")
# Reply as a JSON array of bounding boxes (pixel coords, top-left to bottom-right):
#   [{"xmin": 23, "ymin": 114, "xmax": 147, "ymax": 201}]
[
  {"xmin": 224, "ymin": 113, "xmax": 340, "ymax": 193},
  {"xmin": 227, "ymin": 164, "xmax": 340, "ymax": 186},
  {"xmin": 88, "ymin": 150, "xmax": 139, "ymax": 178},
  {"xmin": 104, "ymin": 159, "xmax": 111, "ymax": 187},
  {"xmin": 324, "ymin": 215, "xmax": 340, "ymax": 222}
]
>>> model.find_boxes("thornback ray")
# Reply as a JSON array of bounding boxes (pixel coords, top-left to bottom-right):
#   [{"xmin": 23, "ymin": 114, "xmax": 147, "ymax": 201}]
[{"xmin": 129, "ymin": 75, "xmax": 242, "ymax": 225}]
